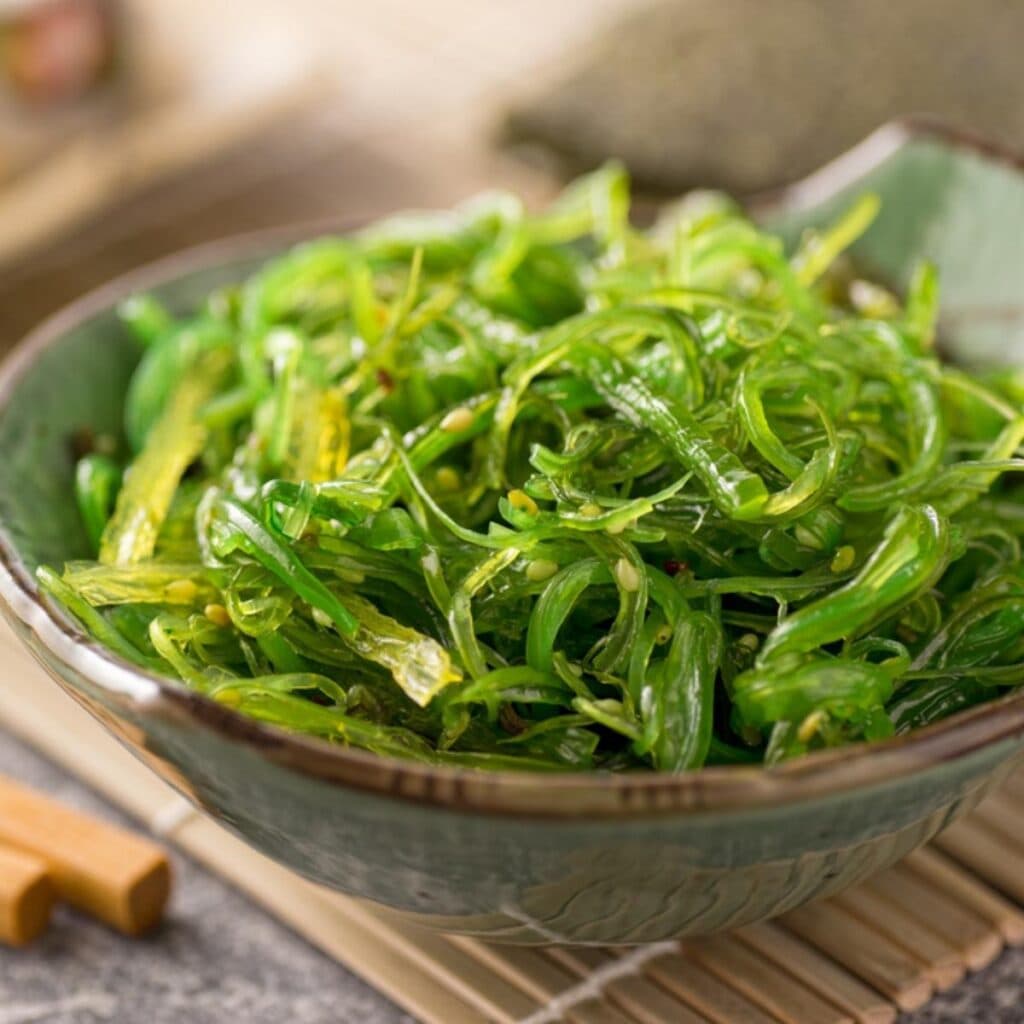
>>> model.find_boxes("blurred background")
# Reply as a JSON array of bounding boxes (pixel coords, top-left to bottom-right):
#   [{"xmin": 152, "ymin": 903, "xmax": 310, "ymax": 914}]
[{"xmin": 1, "ymin": 0, "xmax": 1021, "ymax": 339}]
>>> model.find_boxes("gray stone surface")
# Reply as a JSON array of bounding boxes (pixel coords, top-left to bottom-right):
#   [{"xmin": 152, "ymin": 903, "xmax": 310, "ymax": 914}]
[
  {"xmin": 907, "ymin": 951, "xmax": 1024, "ymax": 1024},
  {"xmin": 0, "ymin": 728, "xmax": 1021, "ymax": 1023}
]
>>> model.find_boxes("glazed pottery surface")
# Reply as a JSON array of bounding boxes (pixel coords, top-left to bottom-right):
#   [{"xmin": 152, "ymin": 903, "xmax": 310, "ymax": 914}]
[{"xmin": 3, "ymin": 121, "xmax": 1024, "ymax": 943}]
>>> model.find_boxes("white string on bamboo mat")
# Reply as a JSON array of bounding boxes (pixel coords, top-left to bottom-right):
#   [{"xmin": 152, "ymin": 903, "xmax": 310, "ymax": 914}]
[
  {"xmin": 514, "ymin": 941, "xmax": 678, "ymax": 1024},
  {"xmin": 149, "ymin": 795, "xmax": 199, "ymax": 838}
]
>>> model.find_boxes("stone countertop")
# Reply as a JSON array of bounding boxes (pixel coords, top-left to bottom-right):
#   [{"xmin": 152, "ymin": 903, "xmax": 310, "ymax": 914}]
[{"xmin": 0, "ymin": 728, "xmax": 1022, "ymax": 1024}]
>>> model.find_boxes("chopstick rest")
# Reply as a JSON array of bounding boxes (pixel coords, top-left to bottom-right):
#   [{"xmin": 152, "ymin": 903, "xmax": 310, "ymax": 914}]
[
  {"xmin": 0, "ymin": 772, "xmax": 171, "ymax": 935},
  {"xmin": 0, "ymin": 843, "xmax": 55, "ymax": 946}
]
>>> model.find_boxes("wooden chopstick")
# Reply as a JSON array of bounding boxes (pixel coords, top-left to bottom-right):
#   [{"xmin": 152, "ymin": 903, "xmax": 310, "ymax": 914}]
[
  {"xmin": 688, "ymin": 933, "xmax": 854, "ymax": 1024},
  {"xmin": 903, "ymin": 847, "xmax": 1024, "ymax": 946},
  {"xmin": 0, "ymin": 843, "xmax": 54, "ymax": 947},
  {"xmin": 0, "ymin": 772, "xmax": 170, "ymax": 936},
  {"xmin": 735, "ymin": 921, "xmax": 896, "ymax": 1024},
  {"xmin": 782, "ymin": 902, "xmax": 933, "ymax": 1011}
]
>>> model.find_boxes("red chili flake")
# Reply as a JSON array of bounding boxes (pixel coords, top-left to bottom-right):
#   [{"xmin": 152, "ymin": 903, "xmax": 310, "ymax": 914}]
[
  {"xmin": 376, "ymin": 368, "xmax": 395, "ymax": 393},
  {"xmin": 663, "ymin": 559, "xmax": 689, "ymax": 576}
]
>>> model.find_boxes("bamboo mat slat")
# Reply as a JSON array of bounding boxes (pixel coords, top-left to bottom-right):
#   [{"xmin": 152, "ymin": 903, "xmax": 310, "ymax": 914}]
[
  {"xmin": 446, "ymin": 939, "xmax": 583, "ymax": 1005},
  {"xmin": 549, "ymin": 948, "xmax": 708, "ymax": 1024},
  {"xmin": 3, "ymin": 622, "xmax": 1024, "ymax": 1023},
  {"xmin": 903, "ymin": 847, "xmax": 1024, "ymax": 946},
  {"xmin": 781, "ymin": 902, "xmax": 935, "ymax": 1012},
  {"xmin": 686, "ymin": 934, "xmax": 854, "ymax": 1024},
  {"xmin": 735, "ymin": 922, "xmax": 897, "ymax": 1024},
  {"xmin": 865, "ymin": 864, "xmax": 1002, "ymax": 971},
  {"xmin": 830, "ymin": 886, "xmax": 965, "ymax": 990},
  {"xmin": 932, "ymin": 818, "xmax": 1024, "ymax": 905},
  {"xmin": 646, "ymin": 952, "xmax": 782, "ymax": 1024}
]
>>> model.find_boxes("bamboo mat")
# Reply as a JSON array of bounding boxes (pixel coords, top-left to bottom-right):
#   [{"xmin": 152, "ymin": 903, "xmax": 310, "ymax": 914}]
[{"xmin": 2, "ymin": 624, "xmax": 1024, "ymax": 1024}]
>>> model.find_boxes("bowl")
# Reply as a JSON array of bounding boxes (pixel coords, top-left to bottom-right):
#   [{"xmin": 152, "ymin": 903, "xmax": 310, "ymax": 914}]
[{"xmin": 3, "ymin": 119, "xmax": 1024, "ymax": 945}]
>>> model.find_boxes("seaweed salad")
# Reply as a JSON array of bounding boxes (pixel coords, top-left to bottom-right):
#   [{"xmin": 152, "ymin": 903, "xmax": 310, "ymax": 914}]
[{"xmin": 40, "ymin": 167, "xmax": 1024, "ymax": 771}]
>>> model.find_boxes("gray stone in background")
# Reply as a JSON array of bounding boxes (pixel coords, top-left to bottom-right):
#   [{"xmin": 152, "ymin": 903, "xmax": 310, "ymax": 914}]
[
  {"xmin": 0, "ymin": 732, "xmax": 410, "ymax": 1024},
  {"xmin": 0, "ymin": 729, "xmax": 1020, "ymax": 1024}
]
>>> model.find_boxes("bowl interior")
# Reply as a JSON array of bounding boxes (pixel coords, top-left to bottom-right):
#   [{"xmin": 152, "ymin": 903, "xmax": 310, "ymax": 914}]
[{"xmin": 761, "ymin": 121, "xmax": 1024, "ymax": 366}]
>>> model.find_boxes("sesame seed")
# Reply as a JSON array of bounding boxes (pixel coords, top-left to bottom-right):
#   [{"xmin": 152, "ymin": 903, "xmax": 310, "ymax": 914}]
[
  {"xmin": 204, "ymin": 603, "xmax": 231, "ymax": 627},
  {"xmin": 165, "ymin": 579, "xmax": 198, "ymax": 604},
  {"xmin": 579, "ymin": 502, "xmax": 602, "ymax": 517},
  {"xmin": 526, "ymin": 558, "xmax": 559, "ymax": 582},
  {"xmin": 797, "ymin": 709, "xmax": 826, "ymax": 744},
  {"xmin": 435, "ymin": 466, "xmax": 461, "ymax": 492},
  {"xmin": 606, "ymin": 517, "xmax": 636, "ymax": 536},
  {"xmin": 312, "ymin": 607, "xmax": 334, "ymax": 629},
  {"xmin": 830, "ymin": 545, "xmax": 856, "ymax": 573},
  {"xmin": 440, "ymin": 406, "xmax": 474, "ymax": 433},
  {"xmin": 614, "ymin": 557, "xmax": 641, "ymax": 592}
]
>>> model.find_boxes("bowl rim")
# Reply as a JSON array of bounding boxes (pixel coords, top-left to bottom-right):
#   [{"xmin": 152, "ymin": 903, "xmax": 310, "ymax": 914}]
[{"xmin": 3, "ymin": 116, "xmax": 1024, "ymax": 820}]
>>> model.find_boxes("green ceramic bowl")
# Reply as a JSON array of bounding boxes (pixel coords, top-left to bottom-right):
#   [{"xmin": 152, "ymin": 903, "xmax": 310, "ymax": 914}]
[{"xmin": 3, "ymin": 120, "xmax": 1024, "ymax": 945}]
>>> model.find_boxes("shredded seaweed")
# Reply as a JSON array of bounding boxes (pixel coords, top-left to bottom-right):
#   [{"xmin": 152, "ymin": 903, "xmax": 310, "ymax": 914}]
[{"xmin": 39, "ymin": 166, "xmax": 1024, "ymax": 771}]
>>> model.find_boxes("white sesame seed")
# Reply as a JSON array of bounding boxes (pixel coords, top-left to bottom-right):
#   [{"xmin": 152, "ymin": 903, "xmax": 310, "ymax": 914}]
[
  {"xmin": 606, "ymin": 517, "xmax": 636, "ymax": 536},
  {"xmin": 435, "ymin": 466, "xmax": 461, "ymax": 492},
  {"xmin": 614, "ymin": 557, "xmax": 641, "ymax": 593},
  {"xmin": 204, "ymin": 603, "xmax": 231, "ymax": 628},
  {"xmin": 440, "ymin": 406, "xmax": 474, "ymax": 433},
  {"xmin": 797, "ymin": 709, "xmax": 826, "ymax": 744},
  {"xmin": 830, "ymin": 545, "xmax": 856, "ymax": 573},
  {"xmin": 526, "ymin": 559, "xmax": 559, "ymax": 582},
  {"xmin": 164, "ymin": 578, "xmax": 198, "ymax": 604}
]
